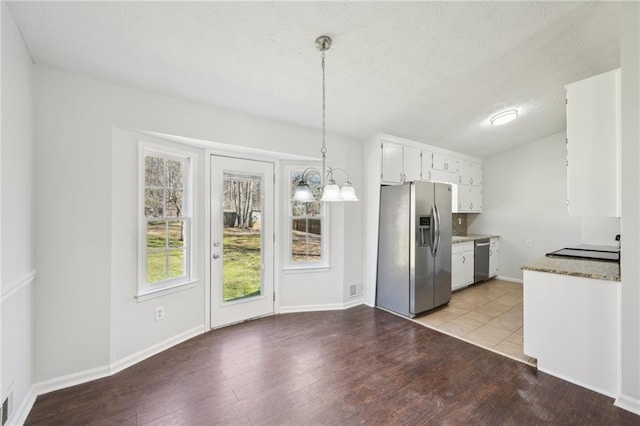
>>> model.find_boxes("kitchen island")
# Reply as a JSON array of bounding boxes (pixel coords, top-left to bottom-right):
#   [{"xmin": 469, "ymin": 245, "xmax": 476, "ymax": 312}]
[{"xmin": 522, "ymin": 256, "xmax": 620, "ymax": 398}]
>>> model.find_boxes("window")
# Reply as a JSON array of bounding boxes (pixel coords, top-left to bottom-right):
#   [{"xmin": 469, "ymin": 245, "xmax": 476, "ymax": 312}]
[
  {"xmin": 139, "ymin": 142, "xmax": 193, "ymax": 296},
  {"xmin": 287, "ymin": 168, "xmax": 328, "ymax": 268}
]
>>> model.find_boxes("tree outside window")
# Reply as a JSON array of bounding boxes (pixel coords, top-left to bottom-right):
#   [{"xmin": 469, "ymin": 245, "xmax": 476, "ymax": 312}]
[
  {"xmin": 289, "ymin": 169, "xmax": 324, "ymax": 265},
  {"xmin": 144, "ymin": 154, "xmax": 190, "ymax": 286}
]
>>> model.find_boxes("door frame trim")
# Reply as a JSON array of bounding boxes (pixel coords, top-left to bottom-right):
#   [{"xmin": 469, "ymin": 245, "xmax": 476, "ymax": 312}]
[{"xmin": 204, "ymin": 150, "xmax": 280, "ymax": 331}]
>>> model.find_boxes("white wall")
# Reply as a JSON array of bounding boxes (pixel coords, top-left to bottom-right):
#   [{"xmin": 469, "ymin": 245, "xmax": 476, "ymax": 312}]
[
  {"xmin": 618, "ymin": 2, "xmax": 640, "ymax": 414},
  {"xmin": 33, "ymin": 65, "xmax": 363, "ymax": 383},
  {"xmin": 1, "ymin": 1, "xmax": 34, "ymax": 422},
  {"xmin": 110, "ymin": 129, "xmax": 205, "ymax": 366},
  {"xmin": 468, "ymin": 132, "xmax": 583, "ymax": 280}
]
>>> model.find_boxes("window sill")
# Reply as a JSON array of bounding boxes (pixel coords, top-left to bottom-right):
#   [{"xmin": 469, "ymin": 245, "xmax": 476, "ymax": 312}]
[
  {"xmin": 283, "ymin": 266, "xmax": 331, "ymax": 274},
  {"xmin": 136, "ymin": 280, "xmax": 198, "ymax": 303}
]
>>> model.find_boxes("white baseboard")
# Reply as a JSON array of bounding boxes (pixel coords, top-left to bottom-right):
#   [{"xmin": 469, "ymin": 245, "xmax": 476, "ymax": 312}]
[
  {"xmin": 537, "ymin": 364, "xmax": 617, "ymax": 399},
  {"xmin": 615, "ymin": 393, "xmax": 640, "ymax": 415},
  {"xmin": 33, "ymin": 364, "xmax": 112, "ymax": 399},
  {"xmin": 110, "ymin": 325, "xmax": 204, "ymax": 375},
  {"xmin": 15, "ymin": 325, "xmax": 205, "ymax": 425},
  {"xmin": 278, "ymin": 298, "xmax": 364, "ymax": 314},
  {"xmin": 496, "ymin": 275, "xmax": 523, "ymax": 284},
  {"xmin": 9, "ymin": 387, "xmax": 36, "ymax": 426}
]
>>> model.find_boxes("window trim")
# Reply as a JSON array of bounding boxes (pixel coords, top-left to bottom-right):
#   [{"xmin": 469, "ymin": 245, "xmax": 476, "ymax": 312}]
[
  {"xmin": 138, "ymin": 140, "xmax": 195, "ymax": 299},
  {"xmin": 284, "ymin": 165, "xmax": 330, "ymax": 270}
]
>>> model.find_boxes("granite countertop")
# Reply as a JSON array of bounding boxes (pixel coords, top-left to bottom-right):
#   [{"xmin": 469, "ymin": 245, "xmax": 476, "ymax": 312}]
[
  {"xmin": 521, "ymin": 257, "xmax": 621, "ymax": 282},
  {"xmin": 452, "ymin": 234, "xmax": 500, "ymax": 244}
]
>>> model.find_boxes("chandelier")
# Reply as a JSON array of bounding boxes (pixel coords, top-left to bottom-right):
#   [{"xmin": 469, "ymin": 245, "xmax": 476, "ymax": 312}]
[{"xmin": 293, "ymin": 35, "xmax": 358, "ymax": 203}]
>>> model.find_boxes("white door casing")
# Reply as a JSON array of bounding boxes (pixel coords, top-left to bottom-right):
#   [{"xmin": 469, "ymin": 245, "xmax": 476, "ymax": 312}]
[{"xmin": 210, "ymin": 155, "xmax": 274, "ymax": 328}]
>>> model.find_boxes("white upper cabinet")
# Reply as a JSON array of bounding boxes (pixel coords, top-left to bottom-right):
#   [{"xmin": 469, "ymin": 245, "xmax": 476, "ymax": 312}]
[
  {"xmin": 565, "ymin": 68, "xmax": 621, "ymax": 217},
  {"xmin": 469, "ymin": 162, "xmax": 482, "ymax": 186},
  {"xmin": 452, "ymin": 185, "xmax": 482, "ymax": 213},
  {"xmin": 431, "ymin": 153, "xmax": 459, "ymax": 184},
  {"xmin": 381, "ymin": 141, "xmax": 404, "ymax": 183},
  {"xmin": 432, "ymin": 153, "xmax": 459, "ymax": 174},
  {"xmin": 457, "ymin": 160, "xmax": 482, "ymax": 186},
  {"xmin": 421, "ymin": 150, "xmax": 434, "ymax": 181},
  {"xmin": 375, "ymin": 135, "xmax": 482, "ymax": 212},
  {"xmin": 457, "ymin": 159, "xmax": 471, "ymax": 185},
  {"xmin": 403, "ymin": 146, "xmax": 422, "ymax": 182},
  {"xmin": 381, "ymin": 141, "xmax": 423, "ymax": 183}
]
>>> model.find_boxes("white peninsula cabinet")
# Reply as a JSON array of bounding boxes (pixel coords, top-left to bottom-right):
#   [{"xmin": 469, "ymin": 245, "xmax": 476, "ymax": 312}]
[
  {"xmin": 522, "ymin": 258, "xmax": 620, "ymax": 397},
  {"xmin": 452, "ymin": 242, "xmax": 474, "ymax": 291},
  {"xmin": 566, "ymin": 68, "xmax": 621, "ymax": 217}
]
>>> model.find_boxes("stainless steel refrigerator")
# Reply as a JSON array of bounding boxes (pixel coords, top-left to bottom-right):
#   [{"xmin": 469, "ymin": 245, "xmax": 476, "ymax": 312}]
[{"xmin": 376, "ymin": 182, "xmax": 452, "ymax": 318}]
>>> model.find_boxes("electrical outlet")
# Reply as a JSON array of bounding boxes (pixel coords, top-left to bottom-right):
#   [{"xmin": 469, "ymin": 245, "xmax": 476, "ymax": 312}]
[
  {"xmin": 458, "ymin": 218, "xmax": 462, "ymax": 225},
  {"xmin": 526, "ymin": 239, "xmax": 533, "ymax": 248},
  {"xmin": 155, "ymin": 306, "xmax": 165, "ymax": 321}
]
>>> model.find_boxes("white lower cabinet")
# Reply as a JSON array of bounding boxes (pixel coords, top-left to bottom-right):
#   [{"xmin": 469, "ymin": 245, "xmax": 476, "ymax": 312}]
[
  {"xmin": 489, "ymin": 238, "xmax": 499, "ymax": 277},
  {"xmin": 452, "ymin": 242, "xmax": 474, "ymax": 291}
]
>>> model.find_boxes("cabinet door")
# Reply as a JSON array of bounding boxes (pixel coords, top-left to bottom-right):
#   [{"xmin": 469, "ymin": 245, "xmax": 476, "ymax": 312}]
[
  {"xmin": 452, "ymin": 249, "xmax": 466, "ymax": 291},
  {"xmin": 462, "ymin": 244, "xmax": 475, "ymax": 285},
  {"xmin": 470, "ymin": 162, "xmax": 482, "ymax": 186},
  {"xmin": 432, "ymin": 153, "xmax": 459, "ymax": 184},
  {"xmin": 469, "ymin": 186, "xmax": 482, "ymax": 212},
  {"xmin": 457, "ymin": 159, "xmax": 471, "ymax": 185},
  {"xmin": 489, "ymin": 238, "xmax": 499, "ymax": 277},
  {"xmin": 381, "ymin": 141, "xmax": 404, "ymax": 184},
  {"xmin": 452, "ymin": 185, "xmax": 470, "ymax": 213},
  {"xmin": 566, "ymin": 68, "xmax": 620, "ymax": 217},
  {"xmin": 403, "ymin": 146, "xmax": 422, "ymax": 182},
  {"xmin": 432, "ymin": 153, "xmax": 458, "ymax": 173},
  {"xmin": 422, "ymin": 151, "xmax": 434, "ymax": 181}
]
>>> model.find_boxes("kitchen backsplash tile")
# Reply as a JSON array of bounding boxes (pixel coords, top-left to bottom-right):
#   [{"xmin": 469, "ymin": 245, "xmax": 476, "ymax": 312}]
[{"xmin": 452, "ymin": 213, "xmax": 467, "ymax": 236}]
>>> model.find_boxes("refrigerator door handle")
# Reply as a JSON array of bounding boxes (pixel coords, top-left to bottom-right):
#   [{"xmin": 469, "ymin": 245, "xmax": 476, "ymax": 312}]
[
  {"xmin": 429, "ymin": 206, "xmax": 436, "ymax": 257},
  {"xmin": 433, "ymin": 204, "xmax": 441, "ymax": 257}
]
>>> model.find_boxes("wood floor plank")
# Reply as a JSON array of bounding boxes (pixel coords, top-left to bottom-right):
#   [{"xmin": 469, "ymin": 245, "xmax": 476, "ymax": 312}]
[{"xmin": 25, "ymin": 306, "xmax": 639, "ymax": 425}]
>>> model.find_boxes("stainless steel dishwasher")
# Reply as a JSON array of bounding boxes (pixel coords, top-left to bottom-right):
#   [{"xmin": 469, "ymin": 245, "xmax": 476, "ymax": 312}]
[{"xmin": 474, "ymin": 239, "xmax": 490, "ymax": 283}]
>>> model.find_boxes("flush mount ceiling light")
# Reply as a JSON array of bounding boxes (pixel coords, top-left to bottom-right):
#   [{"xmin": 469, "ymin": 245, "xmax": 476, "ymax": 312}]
[
  {"xmin": 490, "ymin": 109, "xmax": 519, "ymax": 126},
  {"xmin": 292, "ymin": 35, "xmax": 358, "ymax": 203}
]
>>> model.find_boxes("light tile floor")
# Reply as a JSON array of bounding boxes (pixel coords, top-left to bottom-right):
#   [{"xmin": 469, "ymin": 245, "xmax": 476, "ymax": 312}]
[{"xmin": 414, "ymin": 279, "xmax": 536, "ymax": 365}]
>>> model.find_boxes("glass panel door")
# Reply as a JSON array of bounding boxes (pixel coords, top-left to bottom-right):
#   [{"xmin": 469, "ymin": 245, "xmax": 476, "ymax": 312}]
[{"xmin": 210, "ymin": 156, "xmax": 274, "ymax": 328}]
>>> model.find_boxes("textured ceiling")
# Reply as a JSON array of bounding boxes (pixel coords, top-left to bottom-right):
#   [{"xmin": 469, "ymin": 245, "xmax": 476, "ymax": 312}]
[{"xmin": 7, "ymin": 1, "xmax": 620, "ymax": 158}]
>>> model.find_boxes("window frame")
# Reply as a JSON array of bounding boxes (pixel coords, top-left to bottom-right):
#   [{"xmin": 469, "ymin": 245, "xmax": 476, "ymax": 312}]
[
  {"xmin": 285, "ymin": 165, "xmax": 330, "ymax": 270},
  {"xmin": 137, "ymin": 140, "xmax": 195, "ymax": 299}
]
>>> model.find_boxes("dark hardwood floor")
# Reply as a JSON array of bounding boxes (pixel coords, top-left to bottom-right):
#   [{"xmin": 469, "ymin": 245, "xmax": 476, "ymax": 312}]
[{"xmin": 26, "ymin": 306, "xmax": 638, "ymax": 425}]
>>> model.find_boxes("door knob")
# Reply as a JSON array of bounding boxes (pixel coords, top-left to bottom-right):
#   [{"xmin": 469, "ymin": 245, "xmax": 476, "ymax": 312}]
[{"xmin": 213, "ymin": 254, "xmax": 220, "ymax": 259}]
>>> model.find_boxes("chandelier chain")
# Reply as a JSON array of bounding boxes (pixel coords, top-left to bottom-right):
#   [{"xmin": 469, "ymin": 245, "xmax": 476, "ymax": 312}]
[{"xmin": 321, "ymin": 50, "xmax": 327, "ymax": 157}]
